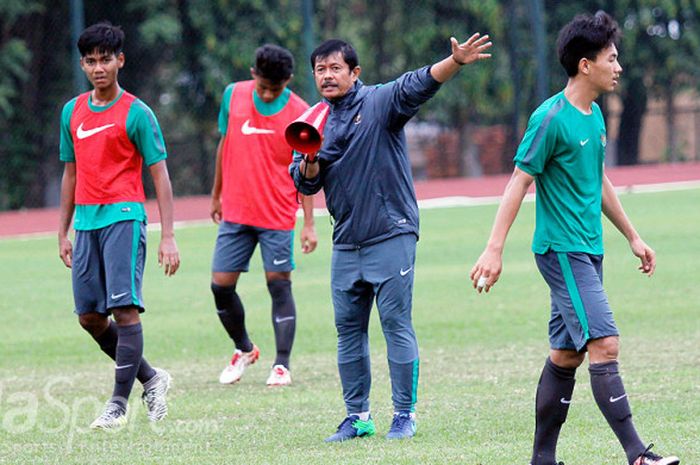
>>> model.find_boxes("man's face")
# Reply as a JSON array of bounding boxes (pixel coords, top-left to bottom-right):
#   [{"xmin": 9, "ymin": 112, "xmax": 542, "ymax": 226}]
[
  {"xmin": 585, "ymin": 43, "xmax": 623, "ymax": 93},
  {"xmin": 251, "ymin": 71, "xmax": 289, "ymax": 103},
  {"xmin": 313, "ymin": 52, "xmax": 360, "ymax": 100},
  {"xmin": 80, "ymin": 50, "xmax": 124, "ymax": 92}
]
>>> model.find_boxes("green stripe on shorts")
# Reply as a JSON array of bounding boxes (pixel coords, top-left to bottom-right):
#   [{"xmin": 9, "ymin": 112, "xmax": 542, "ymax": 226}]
[
  {"xmin": 410, "ymin": 358, "xmax": 419, "ymax": 412},
  {"xmin": 556, "ymin": 252, "xmax": 590, "ymax": 340},
  {"xmin": 290, "ymin": 230, "xmax": 296, "ymax": 270},
  {"xmin": 130, "ymin": 221, "xmax": 140, "ymax": 305}
]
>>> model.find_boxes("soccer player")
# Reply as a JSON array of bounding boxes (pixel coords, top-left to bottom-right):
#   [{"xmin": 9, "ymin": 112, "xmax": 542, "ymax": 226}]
[
  {"xmin": 58, "ymin": 22, "xmax": 180, "ymax": 429},
  {"xmin": 469, "ymin": 12, "xmax": 679, "ymax": 465},
  {"xmin": 210, "ymin": 44, "xmax": 317, "ymax": 387},
  {"xmin": 291, "ymin": 35, "xmax": 491, "ymax": 441}
]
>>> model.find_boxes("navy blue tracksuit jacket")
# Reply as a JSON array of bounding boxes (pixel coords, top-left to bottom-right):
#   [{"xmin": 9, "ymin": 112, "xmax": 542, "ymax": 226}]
[{"xmin": 290, "ymin": 66, "xmax": 442, "ymax": 249}]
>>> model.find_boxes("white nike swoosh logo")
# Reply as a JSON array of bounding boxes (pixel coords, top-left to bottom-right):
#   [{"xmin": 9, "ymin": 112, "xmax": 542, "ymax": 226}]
[
  {"xmin": 115, "ymin": 364, "xmax": 134, "ymax": 370},
  {"xmin": 274, "ymin": 316, "xmax": 296, "ymax": 324},
  {"xmin": 241, "ymin": 120, "xmax": 274, "ymax": 135},
  {"xmin": 76, "ymin": 122, "xmax": 115, "ymax": 140},
  {"xmin": 273, "ymin": 259, "xmax": 288, "ymax": 265},
  {"xmin": 609, "ymin": 394, "xmax": 627, "ymax": 403},
  {"xmin": 110, "ymin": 292, "xmax": 128, "ymax": 300},
  {"xmin": 560, "ymin": 397, "xmax": 572, "ymax": 404},
  {"xmin": 400, "ymin": 267, "xmax": 413, "ymax": 276},
  {"xmin": 580, "ymin": 138, "xmax": 590, "ymax": 146}
]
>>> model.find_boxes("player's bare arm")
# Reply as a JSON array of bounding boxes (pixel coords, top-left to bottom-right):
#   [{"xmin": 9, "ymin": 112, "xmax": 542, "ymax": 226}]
[
  {"xmin": 601, "ymin": 174, "xmax": 655, "ymax": 276},
  {"xmin": 300, "ymin": 194, "xmax": 318, "ymax": 254},
  {"xmin": 150, "ymin": 160, "xmax": 181, "ymax": 276},
  {"xmin": 470, "ymin": 167, "xmax": 534, "ymax": 293},
  {"xmin": 58, "ymin": 162, "xmax": 77, "ymax": 268},
  {"xmin": 210, "ymin": 137, "xmax": 225, "ymax": 224},
  {"xmin": 430, "ymin": 33, "xmax": 492, "ymax": 83}
]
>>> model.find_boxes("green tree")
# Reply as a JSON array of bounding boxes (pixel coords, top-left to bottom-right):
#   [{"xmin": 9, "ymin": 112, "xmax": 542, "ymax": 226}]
[
  {"xmin": 316, "ymin": 0, "xmax": 510, "ymax": 176},
  {"xmin": 545, "ymin": 0, "xmax": 700, "ymax": 165}
]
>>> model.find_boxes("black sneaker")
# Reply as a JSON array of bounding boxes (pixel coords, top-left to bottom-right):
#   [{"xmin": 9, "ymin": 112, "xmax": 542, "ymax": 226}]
[{"xmin": 632, "ymin": 443, "xmax": 680, "ymax": 465}]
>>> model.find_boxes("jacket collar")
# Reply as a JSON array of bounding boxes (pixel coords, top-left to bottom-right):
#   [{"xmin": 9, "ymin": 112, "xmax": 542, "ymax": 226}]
[{"xmin": 326, "ymin": 80, "xmax": 363, "ymax": 110}]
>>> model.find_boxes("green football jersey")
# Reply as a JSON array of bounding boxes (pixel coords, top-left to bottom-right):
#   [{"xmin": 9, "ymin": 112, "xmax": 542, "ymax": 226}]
[{"xmin": 514, "ymin": 91, "xmax": 607, "ymax": 255}]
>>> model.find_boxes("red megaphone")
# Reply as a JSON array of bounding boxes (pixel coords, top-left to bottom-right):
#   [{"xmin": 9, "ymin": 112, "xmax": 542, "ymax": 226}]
[{"xmin": 285, "ymin": 102, "xmax": 330, "ymax": 157}]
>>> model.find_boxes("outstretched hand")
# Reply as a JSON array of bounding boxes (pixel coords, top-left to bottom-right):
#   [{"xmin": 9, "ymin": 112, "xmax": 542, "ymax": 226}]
[{"xmin": 451, "ymin": 33, "xmax": 492, "ymax": 65}]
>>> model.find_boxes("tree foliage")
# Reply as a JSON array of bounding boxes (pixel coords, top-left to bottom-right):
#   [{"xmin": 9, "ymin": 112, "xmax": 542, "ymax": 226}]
[{"xmin": 1, "ymin": 1, "xmax": 698, "ymax": 209}]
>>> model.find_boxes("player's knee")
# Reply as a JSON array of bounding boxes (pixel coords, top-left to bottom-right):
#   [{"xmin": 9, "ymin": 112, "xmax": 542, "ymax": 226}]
[
  {"xmin": 379, "ymin": 311, "xmax": 413, "ymax": 333},
  {"xmin": 588, "ymin": 336, "xmax": 619, "ymax": 361},
  {"xmin": 550, "ymin": 350, "xmax": 585, "ymax": 369},
  {"xmin": 266, "ymin": 271, "xmax": 291, "ymax": 283},
  {"xmin": 267, "ymin": 279, "xmax": 292, "ymax": 301},
  {"xmin": 112, "ymin": 307, "xmax": 141, "ymax": 326},
  {"xmin": 211, "ymin": 282, "xmax": 236, "ymax": 310},
  {"xmin": 212, "ymin": 272, "xmax": 239, "ymax": 288},
  {"xmin": 78, "ymin": 313, "xmax": 108, "ymax": 336}
]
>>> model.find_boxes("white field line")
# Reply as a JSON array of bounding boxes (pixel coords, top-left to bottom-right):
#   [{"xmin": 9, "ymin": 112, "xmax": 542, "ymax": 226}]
[{"xmin": 4, "ymin": 180, "xmax": 700, "ymax": 241}]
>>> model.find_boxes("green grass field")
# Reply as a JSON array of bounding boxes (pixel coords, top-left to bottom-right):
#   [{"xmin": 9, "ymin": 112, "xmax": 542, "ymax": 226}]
[{"xmin": 0, "ymin": 188, "xmax": 698, "ymax": 465}]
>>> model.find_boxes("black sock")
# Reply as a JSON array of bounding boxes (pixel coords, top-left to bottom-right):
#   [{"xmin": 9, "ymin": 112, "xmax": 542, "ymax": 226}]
[
  {"xmin": 531, "ymin": 358, "xmax": 576, "ymax": 465},
  {"xmin": 111, "ymin": 323, "xmax": 144, "ymax": 408},
  {"xmin": 268, "ymin": 279, "xmax": 296, "ymax": 369},
  {"xmin": 211, "ymin": 283, "xmax": 253, "ymax": 352},
  {"xmin": 92, "ymin": 320, "xmax": 156, "ymax": 384},
  {"xmin": 589, "ymin": 361, "xmax": 646, "ymax": 464}
]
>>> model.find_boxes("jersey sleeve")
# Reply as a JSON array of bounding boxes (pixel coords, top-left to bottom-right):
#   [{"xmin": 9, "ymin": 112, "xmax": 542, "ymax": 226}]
[
  {"xmin": 126, "ymin": 99, "xmax": 168, "ymax": 166},
  {"xmin": 218, "ymin": 83, "xmax": 236, "ymax": 136},
  {"xmin": 59, "ymin": 98, "xmax": 78, "ymax": 162},
  {"xmin": 514, "ymin": 104, "xmax": 560, "ymax": 176}
]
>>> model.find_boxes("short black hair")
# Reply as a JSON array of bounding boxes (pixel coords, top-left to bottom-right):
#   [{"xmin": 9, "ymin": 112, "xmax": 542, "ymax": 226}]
[
  {"xmin": 557, "ymin": 11, "xmax": 620, "ymax": 77},
  {"xmin": 310, "ymin": 39, "xmax": 359, "ymax": 71},
  {"xmin": 253, "ymin": 44, "xmax": 295, "ymax": 83},
  {"xmin": 77, "ymin": 21, "xmax": 124, "ymax": 57}
]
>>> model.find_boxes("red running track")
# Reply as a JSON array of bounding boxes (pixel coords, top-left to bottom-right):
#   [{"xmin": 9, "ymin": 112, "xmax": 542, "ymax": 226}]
[{"xmin": 1, "ymin": 162, "xmax": 699, "ymax": 238}]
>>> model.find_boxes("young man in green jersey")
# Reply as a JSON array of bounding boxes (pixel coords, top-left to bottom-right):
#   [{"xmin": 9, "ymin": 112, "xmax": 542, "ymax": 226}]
[
  {"xmin": 470, "ymin": 12, "xmax": 679, "ymax": 465},
  {"xmin": 58, "ymin": 22, "xmax": 180, "ymax": 429}
]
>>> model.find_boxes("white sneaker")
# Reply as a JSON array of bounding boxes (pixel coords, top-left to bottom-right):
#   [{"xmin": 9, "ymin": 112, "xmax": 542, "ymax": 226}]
[
  {"xmin": 142, "ymin": 368, "xmax": 172, "ymax": 421},
  {"xmin": 90, "ymin": 402, "xmax": 127, "ymax": 430},
  {"xmin": 266, "ymin": 364, "xmax": 292, "ymax": 386},
  {"xmin": 219, "ymin": 345, "xmax": 260, "ymax": 384}
]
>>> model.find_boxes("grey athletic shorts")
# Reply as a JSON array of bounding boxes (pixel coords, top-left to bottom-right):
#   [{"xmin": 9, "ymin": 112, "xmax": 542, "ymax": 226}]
[
  {"xmin": 72, "ymin": 220, "xmax": 146, "ymax": 315},
  {"xmin": 535, "ymin": 251, "xmax": 619, "ymax": 352},
  {"xmin": 212, "ymin": 221, "xmax": 295, "ymax": 273}
]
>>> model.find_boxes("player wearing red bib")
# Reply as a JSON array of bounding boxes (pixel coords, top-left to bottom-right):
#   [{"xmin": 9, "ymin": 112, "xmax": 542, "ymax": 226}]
[
  {"xmin": 210, "ymin": 44, "xmax": 317, "ymax": 387},
  {"xmin": 58, "ymin": 22, "xmax": 180, "ymax": 429}
]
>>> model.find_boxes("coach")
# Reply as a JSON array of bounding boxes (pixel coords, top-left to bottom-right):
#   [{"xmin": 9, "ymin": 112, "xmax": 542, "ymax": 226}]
[{"xmin": 290, "ymin": 34, "xmax": 491, "ymax": 442}]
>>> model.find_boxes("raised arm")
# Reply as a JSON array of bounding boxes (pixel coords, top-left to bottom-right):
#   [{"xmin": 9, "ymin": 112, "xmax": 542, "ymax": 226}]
[
  {"xmin": 430, "ymin": 33, "xmax": 492, "ymax": 83},
  {"xmin": 150, "ymin": 160, "xmax": 180, "ymax": 276},
  {"xmin": 601, "ymin": 174, "xmax": 655, "ymax": 276},
  {"xmin": 382, "ymin": 32, "xmax": 493, "ymax": 130},
  {"xmin": 470, "ymin": 167, "xmax": 534, "ymax": 292}
]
